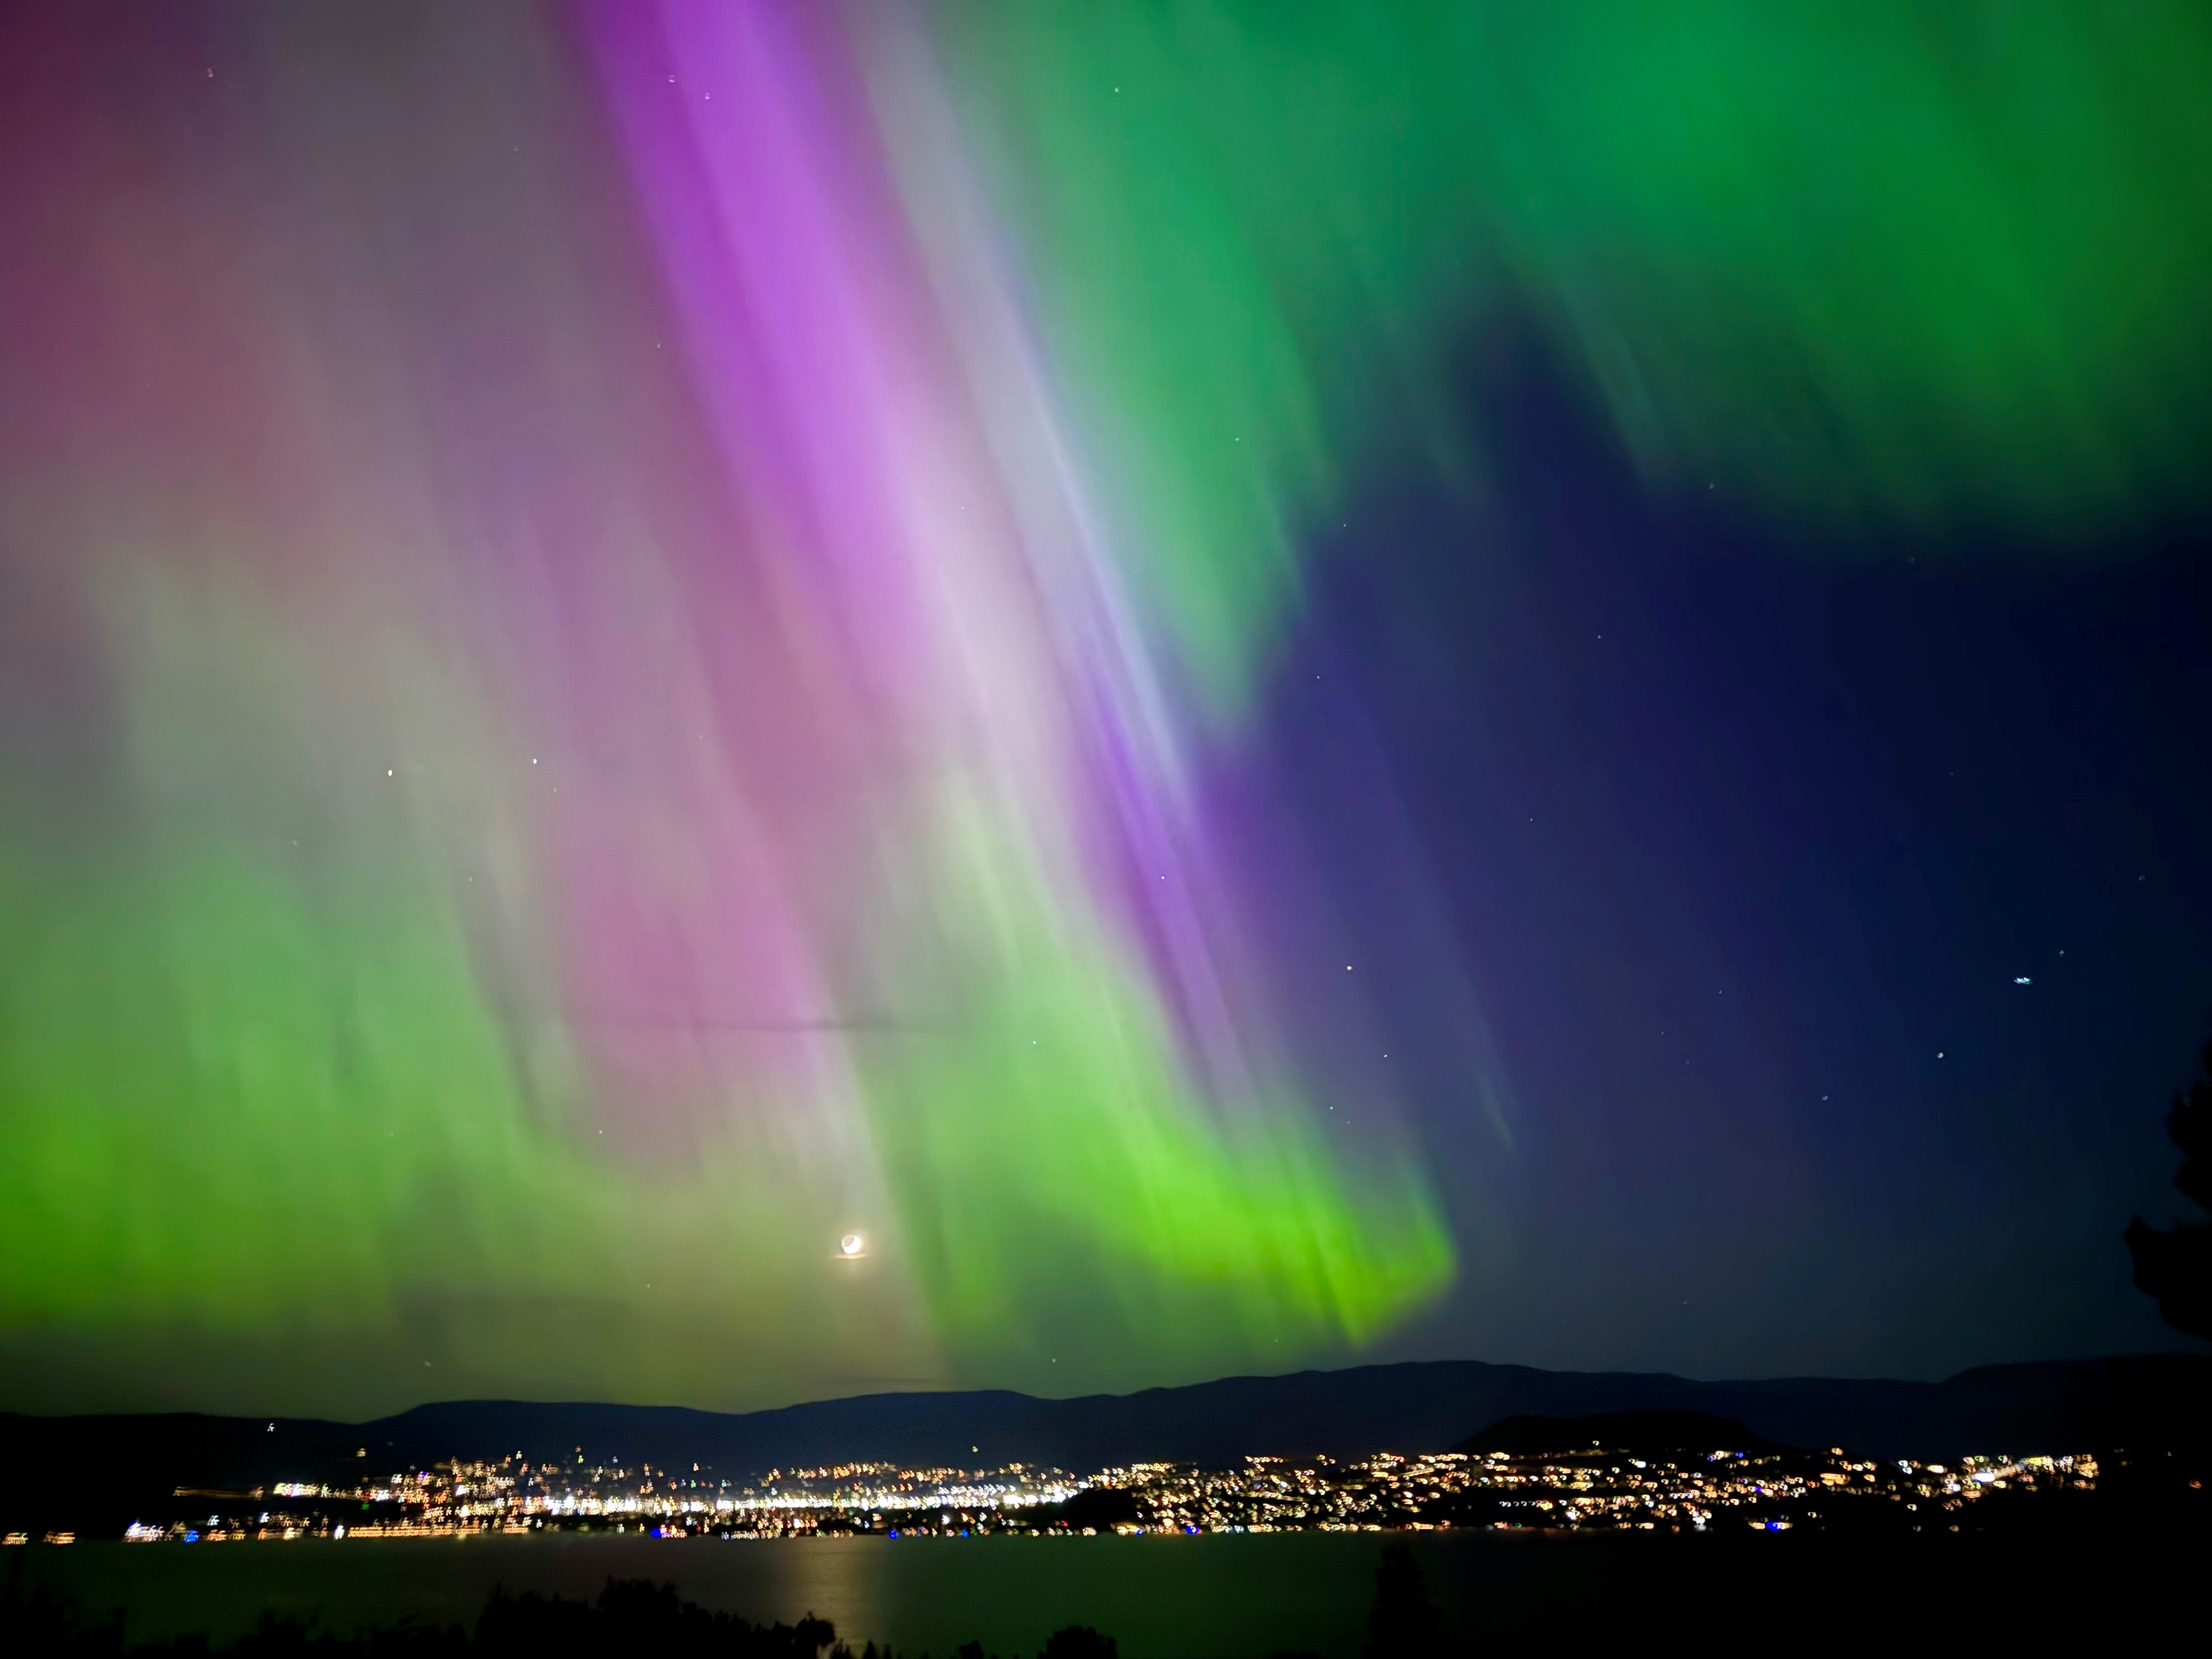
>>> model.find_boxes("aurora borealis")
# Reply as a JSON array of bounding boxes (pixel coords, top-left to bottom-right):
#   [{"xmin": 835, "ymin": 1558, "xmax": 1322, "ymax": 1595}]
[{"xmin": 3, "ymin": 3, "xmax": 2211, "ymax": 1417}]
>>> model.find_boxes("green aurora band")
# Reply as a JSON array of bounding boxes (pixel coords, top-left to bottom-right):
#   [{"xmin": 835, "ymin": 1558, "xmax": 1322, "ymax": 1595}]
[{"xmin": 928, "ymin": 0, "xmax": 2212, "ymax": 714}]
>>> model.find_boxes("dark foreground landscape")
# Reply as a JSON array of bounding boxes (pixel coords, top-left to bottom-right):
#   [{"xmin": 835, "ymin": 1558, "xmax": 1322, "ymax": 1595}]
[{"xmin": 10, "ymin": 1527, "xmax": 2206, "ymax": 1656}]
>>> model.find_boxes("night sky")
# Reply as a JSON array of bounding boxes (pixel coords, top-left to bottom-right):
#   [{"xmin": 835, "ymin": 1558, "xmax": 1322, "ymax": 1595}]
[
  {"xmin": 1296, "ymin": 335, "xmax": 2212, "ymax": 1381},
  {"xmin": 1, "ymin": 3, "xmax": 2207, "ymax": 1418}
]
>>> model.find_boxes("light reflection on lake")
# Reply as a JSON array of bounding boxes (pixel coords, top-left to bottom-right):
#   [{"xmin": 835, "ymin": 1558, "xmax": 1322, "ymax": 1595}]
[
  {"xmin": 29, "ymin": 1533, "xmax": 1397, "ymax": 1657},
  {"xmin": 21, "ymin": 1526, "xmax": 2154, "ymax": 1656}
]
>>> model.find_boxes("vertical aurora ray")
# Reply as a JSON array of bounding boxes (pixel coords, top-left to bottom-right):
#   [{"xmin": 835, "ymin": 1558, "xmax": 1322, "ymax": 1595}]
[
  {"xmin": 2, "ymin": 2, "xmax": 2207, "ymax": 1414},
  {"xmin": 578, "ymin": 1, "xmax": 1451, "ymax": 1378}
]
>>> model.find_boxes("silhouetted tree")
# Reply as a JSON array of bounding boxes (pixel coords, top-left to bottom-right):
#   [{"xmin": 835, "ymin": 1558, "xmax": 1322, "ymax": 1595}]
[
  {"xmin": 1, "ymin": 1555, "xmax": 124, "ymax": 1656},
  {"xmin": 1037, "ymin": 1628, "xmax": 1116, "ymax": 1659},
  {"xmin": 1362, "ymin": 1542, "xmax": 1442, "ymax": 1658},
  {"xmin": 2126, "ymin": 1038, "xmax": 2212, "ymax": 1340},
  {"xmin": 473, "ymin": 1578, "xmax": 842, "ymax": 1657}
]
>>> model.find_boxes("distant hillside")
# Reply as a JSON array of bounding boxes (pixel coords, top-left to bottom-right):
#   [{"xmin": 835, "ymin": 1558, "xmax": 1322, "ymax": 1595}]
[
  {"xmin": 1460, "ymin": 1409, "xmax": 1784, "ymax": 1456},
  {"xmin": 2, "ymin": 1353, "xmax": 2203, "ymax": 1520}
]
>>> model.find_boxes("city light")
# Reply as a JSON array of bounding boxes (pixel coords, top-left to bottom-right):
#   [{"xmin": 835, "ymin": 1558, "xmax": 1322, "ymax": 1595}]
[{"xmin": 68, "ymin": 1442, "xmax": 2101, "ymax": 1546}]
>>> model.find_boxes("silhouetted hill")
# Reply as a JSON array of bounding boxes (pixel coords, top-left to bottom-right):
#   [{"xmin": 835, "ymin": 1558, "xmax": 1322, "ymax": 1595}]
[
  {"xmin": 4, "ymin": 1353, "xmax": 2204, "ymax": 1532},
  {"xmin": 1459, "ymin": 1409, "xmax": 1784, "ymax": 1456}
]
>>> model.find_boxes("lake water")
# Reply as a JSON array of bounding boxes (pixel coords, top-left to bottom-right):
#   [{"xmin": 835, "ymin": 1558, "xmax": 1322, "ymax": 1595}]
[{"xmin": 17, "ymin": 1528, "xmax": 2176, "ymax": 1655}]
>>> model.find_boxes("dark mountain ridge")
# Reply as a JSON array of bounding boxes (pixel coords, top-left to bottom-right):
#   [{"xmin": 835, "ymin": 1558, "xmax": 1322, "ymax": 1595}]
[
  {"xmin": 1459, "ymin": 1409, "xmax": 1784, "ymax": 1456},
  {"xmin": 3, "ymin": 1354, "xmax": 2202, "ymax": 1517}
]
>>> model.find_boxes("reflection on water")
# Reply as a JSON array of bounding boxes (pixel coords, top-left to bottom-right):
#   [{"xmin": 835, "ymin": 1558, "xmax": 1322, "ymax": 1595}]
[
  {"xmin": 29, "ymin": 1534, "xmax": 1398, "ymax": 1657},
  {"xmin": 21, "ymin": 1527, "xmax": 2180, "ymax": 1656}
]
